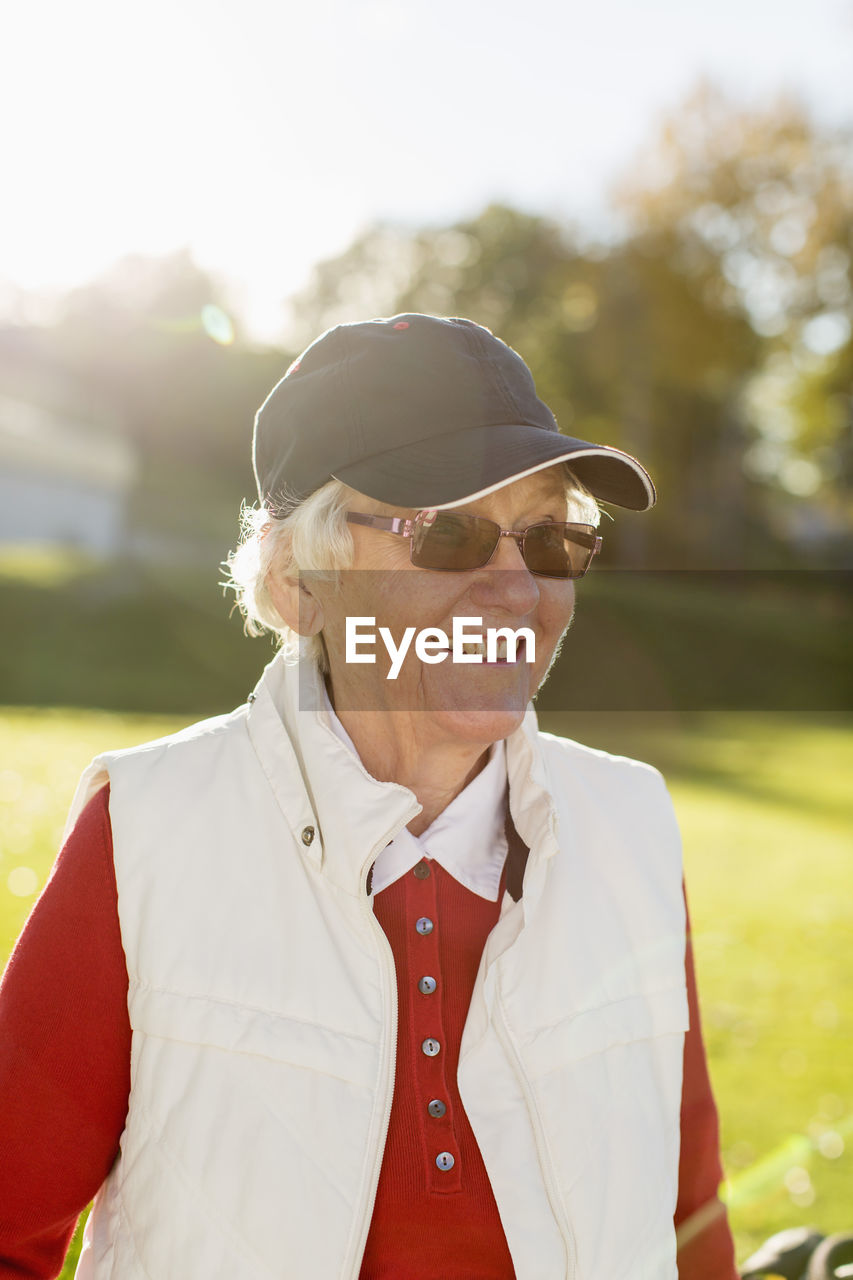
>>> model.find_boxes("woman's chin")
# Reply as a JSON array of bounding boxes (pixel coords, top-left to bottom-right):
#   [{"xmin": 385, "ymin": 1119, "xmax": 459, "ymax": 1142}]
[{"xmin": 419, "ymin": 702, "xmax": 530, "ymax": 749}]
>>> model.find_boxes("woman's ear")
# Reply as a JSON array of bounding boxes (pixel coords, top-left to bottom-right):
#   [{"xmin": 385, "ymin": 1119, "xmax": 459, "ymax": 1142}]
[{"xmin": 266, "ymin": 569, "xmax": 325, "ymax": 637}]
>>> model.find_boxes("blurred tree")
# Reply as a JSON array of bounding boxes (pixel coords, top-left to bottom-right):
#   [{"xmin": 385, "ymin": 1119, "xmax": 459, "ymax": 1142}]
[
  {"xmin": 287, "ymin": 228, "xmax": 422, "ymax": 347},
  {"xmin": 51, "ymin": 250, "xmax": 274, "ymax": 466},
  {"xmin": 614, "ymin": 81, "xmax": 853, "ymax": 520},
  {"xmin": 41, "ymin": 251, "xmax": 289, "ymax": 556}
]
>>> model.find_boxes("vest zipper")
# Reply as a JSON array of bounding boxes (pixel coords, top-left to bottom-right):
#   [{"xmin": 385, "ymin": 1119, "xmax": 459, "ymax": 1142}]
[
  {"xmin": 493, "ymin": 992, "xmax": 579, "ymax": 1280},
  {"xmin": 342, "ymin": 851, "xmax": 402, "ymax": 1278}
]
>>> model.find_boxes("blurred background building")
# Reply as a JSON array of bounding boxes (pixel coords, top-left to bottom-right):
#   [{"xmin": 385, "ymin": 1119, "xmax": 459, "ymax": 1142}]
[{"xmin": 0, "ymin": 335, "xmax": 134, "ymax": 557}]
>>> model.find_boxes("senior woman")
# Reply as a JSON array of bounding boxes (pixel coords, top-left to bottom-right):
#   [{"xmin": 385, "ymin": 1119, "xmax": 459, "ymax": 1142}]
[{"xmin": 0, "ymin": 315, "xmax": 737, "ymax": 1279}]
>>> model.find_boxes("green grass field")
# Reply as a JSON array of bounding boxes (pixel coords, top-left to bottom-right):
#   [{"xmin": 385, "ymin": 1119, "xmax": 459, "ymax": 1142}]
[{"xmin": 1, "ymin": 706, "xmax": 850, "ymax": 1276}]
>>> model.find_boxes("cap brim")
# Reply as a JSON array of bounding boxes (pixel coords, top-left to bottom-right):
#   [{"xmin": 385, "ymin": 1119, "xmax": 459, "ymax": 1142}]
[{"xmin": 332, "ymin": 423, "xmax": 655, "ymax": 512}]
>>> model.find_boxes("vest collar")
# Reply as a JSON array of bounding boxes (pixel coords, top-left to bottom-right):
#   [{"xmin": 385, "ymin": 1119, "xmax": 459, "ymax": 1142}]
[
  {"xmin": 247, "ymin": 653, "xmax": 419, "ymax": 897},
  {"xmin": 246, "ymin": 652, "xmax": 559, "ymax": 899}
]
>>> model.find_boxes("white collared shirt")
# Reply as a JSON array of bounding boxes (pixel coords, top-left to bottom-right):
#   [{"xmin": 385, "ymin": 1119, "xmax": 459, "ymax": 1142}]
[{"xmin": 322, "ymin": 688, "xmax": 509, "ymax": 901}]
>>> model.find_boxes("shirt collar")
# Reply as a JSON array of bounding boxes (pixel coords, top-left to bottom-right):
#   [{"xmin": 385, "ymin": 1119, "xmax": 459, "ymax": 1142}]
[{"xmin": 322, "ymin": 682, "xmax": 508, "ymax": 901}]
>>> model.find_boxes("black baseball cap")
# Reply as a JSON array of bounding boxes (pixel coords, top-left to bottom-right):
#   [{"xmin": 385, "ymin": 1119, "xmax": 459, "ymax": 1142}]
[{"xmin": 253, "ymin": 313, "xmax": 655, "ymax": 513}]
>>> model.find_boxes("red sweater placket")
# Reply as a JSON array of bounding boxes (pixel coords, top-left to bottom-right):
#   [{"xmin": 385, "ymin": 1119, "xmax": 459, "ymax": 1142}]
[{"xmin": 362, "ymin": 857, "xmax": 516, "ymax": 1278}]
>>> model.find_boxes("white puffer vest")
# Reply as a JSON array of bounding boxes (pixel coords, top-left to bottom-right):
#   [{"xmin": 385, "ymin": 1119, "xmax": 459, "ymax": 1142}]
[{"xmin": 67, "ymin": 653, "xmax": 688, "ymax": 1280}]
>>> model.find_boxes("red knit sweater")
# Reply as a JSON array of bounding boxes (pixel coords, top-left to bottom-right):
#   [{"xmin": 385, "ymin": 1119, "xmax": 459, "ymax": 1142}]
[{"xmin": 0, "ymin": 788, "xmax": 738, "ymax": 1279}]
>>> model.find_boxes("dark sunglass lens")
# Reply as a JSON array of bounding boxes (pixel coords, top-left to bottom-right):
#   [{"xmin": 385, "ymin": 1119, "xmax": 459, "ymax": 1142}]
[
  {"xmin": 412, "ymin": 513, "xmax": 498, "ymax": 569},
  {"xmin": 524, "ymin": 524, "xmax": 596, "ymax": 578}
]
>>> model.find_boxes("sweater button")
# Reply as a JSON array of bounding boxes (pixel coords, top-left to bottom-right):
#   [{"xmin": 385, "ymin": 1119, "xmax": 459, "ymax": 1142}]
[
  {"xmin": 428, "ymin": 1098, "xmax": 447, "ymax": 1118},
  {"xmin": 418, "ymin": 975, "xmax": 437, "ymax": 995},
  {"xmin": 421, "ymin": 1037, "xmax": 441, "ymax": 1057},
  {"xmin": 436, "ymin": 1151, "xmax": 455, "ymax": 1171},
  {"xmin": 415, "ymin": 917, "xmax": 434, "ymax": 936},
  {"xmin": 301, "ymin": 826, "xmax": 315, "ymax": 846},
  {"xmin": 413, "ymin": 859, "xmax": 431, "ymax": 879}
]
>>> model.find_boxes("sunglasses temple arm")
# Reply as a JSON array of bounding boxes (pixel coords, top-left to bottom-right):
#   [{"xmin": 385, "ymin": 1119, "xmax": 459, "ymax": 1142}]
[{"xmin": 346, "ymin": 513, "xmax": 414, "ymax": 537}]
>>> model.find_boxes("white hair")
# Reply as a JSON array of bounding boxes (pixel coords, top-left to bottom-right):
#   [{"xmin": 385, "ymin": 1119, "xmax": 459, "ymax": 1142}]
[{"xmin": 224, "ymin": 467, "xmax": 601, "ymax": 669}]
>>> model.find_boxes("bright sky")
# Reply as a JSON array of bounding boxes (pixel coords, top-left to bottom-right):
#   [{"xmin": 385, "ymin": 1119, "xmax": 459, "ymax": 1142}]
[{"xmin": 2, "ymin": 0, "xmax": 851, "ymax": 341}]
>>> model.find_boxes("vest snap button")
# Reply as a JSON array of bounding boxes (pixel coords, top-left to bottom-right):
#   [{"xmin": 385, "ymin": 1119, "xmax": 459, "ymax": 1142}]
[{"xmin": 301, "ymin": 826, "xmax": 315, "ymax": 846}]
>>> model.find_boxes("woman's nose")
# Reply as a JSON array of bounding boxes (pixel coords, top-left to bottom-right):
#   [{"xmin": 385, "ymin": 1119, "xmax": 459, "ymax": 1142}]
[{"xmin": 469, "ymin": 534, "xmax": 541, "ymax": 613}]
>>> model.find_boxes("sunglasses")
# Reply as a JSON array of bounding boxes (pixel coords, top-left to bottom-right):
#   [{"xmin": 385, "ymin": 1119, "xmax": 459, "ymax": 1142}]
[{"xmin": 346, "ymin": 510, "xmax": 602, "ymax": 579}]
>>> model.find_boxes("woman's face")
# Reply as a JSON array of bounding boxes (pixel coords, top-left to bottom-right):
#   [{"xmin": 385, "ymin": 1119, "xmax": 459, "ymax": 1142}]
[{"xmin": 308, "ymin": 467, "xmax": 578, "ymax": 753}]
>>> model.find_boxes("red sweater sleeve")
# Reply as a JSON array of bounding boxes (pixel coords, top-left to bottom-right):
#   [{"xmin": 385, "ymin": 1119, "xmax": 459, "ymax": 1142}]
[
  {"xmin": 0, "ymin": 786, "xmax": 131, "ymax": 1279},
  {"xmin": 675, "ymin": 889, "xmax": 739, "ymax": 1278}
]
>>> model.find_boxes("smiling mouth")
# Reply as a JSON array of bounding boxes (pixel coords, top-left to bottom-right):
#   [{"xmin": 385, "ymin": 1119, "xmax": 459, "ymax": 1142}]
[{"xmin": 456, "ymin": 636, "xmax": 530, "ymax": 665}]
